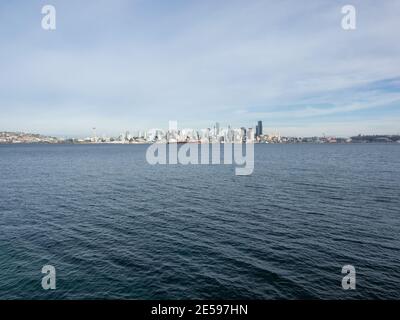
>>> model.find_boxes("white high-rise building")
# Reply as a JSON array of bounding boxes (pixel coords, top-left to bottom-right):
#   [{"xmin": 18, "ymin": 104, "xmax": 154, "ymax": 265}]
[{"xmin": 247, "ymin": 128, "xmax": 254, "ymax": 142}]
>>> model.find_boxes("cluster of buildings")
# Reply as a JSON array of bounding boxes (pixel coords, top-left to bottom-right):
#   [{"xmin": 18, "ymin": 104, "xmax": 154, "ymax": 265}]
[
  {"xmin": 69, "ymin": 122, "xmax": 400, "ymax": 144},
  {"xmin": 257, "ymin": 134, "xmax": 349, "ymax": 144},
  {"xmin": 0, "ymin": 132, "xmax": 59, "ymax": 144},
  {"xmin": 1, "ymin": 123, "xmax": 400, "ymax": 144},
  {"xmin": 68, "ymin": 125, "xmax": 255, "ymax": 144}
]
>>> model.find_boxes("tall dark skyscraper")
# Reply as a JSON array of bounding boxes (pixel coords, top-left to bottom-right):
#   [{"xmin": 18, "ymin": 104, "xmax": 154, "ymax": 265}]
[{"xmin": 258, "ymin": 121, "xmax": 263, "ymax": 136}]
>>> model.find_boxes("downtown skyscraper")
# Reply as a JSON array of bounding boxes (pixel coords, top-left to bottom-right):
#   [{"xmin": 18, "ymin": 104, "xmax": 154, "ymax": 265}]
[{"xmin": 256, "ymin": 121, "xmax": 263, "ymax": 137}]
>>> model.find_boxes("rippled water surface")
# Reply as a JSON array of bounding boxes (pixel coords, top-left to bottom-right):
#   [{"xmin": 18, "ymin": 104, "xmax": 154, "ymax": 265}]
[{"xmin": 0, "ymin": 143, "xmax": 399, "ymax": 299}]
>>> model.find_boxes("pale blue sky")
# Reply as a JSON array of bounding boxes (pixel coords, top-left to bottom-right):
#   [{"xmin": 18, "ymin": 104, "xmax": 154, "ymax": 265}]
[{"xmin": 0, "ymin": 0, "xmax": 399, "ymax": 137}]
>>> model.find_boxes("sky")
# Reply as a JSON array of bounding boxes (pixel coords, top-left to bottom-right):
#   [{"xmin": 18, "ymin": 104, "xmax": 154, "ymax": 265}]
[{"xmin": 0, "ymin": 0, "xmax": 399, "ymax": 137}]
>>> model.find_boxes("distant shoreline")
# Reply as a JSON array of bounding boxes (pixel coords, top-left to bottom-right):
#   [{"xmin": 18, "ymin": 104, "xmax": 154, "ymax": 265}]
[
  {"xmin": 2, "ymin": 131, "xmax": 400, "ymax": 144},
  {"xmin": 1, "ymin": 141, "xmax": 400, "ymax": 145}
]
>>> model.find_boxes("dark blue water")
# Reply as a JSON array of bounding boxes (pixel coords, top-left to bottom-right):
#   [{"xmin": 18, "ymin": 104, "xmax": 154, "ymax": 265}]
[{"xmin": 0, "ymin": 143, "xmax": 399, "ymax": 299}]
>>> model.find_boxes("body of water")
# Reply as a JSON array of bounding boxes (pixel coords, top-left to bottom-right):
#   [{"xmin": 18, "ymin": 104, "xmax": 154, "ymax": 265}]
[{"xmin": 0, "ymin": 143, "xmax": 399, "ymax": 299}]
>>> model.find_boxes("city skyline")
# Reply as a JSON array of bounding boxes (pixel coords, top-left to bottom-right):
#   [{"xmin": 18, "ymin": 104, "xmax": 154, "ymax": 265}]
[
  {"xmin": 0, "ymin": 1, "xmax": 400, "ymax": 137},
  {"xmin": 3, "ymin": 117, "xmax": 400, "ymax": 144}
]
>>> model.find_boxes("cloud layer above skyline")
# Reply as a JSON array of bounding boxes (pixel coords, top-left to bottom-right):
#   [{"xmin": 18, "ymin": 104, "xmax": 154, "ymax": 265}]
[{"xmin": 0, "ymin": 0, "xmax": 399, "ymax": 137}]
